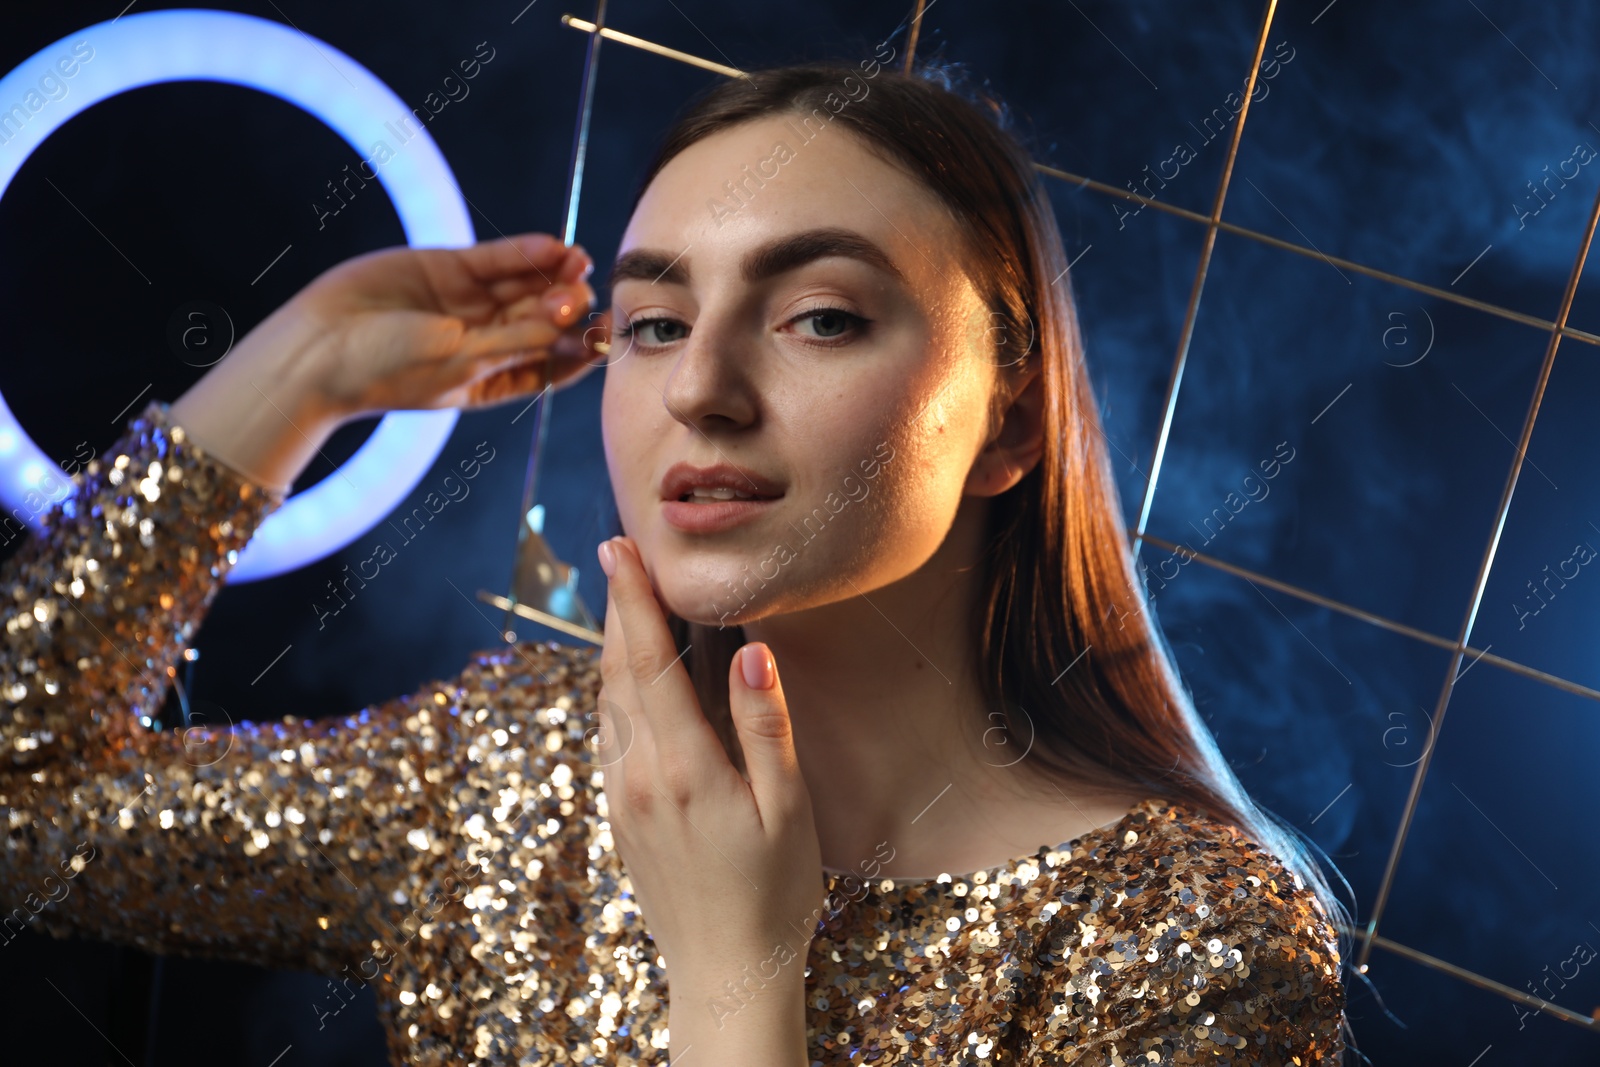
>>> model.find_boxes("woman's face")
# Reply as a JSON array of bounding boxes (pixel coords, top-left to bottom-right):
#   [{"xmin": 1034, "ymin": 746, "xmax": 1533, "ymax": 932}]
[{"xmin": 601, "ymin": 113, "xmax": 1007, "ymax": 627}]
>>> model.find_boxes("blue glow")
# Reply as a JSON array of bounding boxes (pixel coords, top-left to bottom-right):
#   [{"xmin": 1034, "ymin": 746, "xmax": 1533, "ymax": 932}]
[{"xmin": 0, "ymin": 9, "xmax": 474, "ymax": 581}]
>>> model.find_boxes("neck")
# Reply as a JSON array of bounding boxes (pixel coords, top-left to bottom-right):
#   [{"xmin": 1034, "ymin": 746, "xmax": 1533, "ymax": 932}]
[{"xmin": 741, "ymin": 496, "xmax": 1052, "ymax": 878}]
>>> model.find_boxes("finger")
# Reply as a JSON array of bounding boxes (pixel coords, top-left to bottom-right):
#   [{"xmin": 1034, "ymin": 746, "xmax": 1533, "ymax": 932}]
[
  {"xmin": 457, "ymin": 351, "xmax": 594, "ymax": 410},
  {"xmin": 591, "ymin": 685, "xmax": 632, "ymax": 771},
  {"xmin": 599, "ymin": 575, "xmax": 653, "ymax": 782},
  {"xmin": 500, "ymin": 280, "xmax": 595, "ymax": 330},
  {"xmin": 556, "ymin": 244, "xmax": 594, "ymax": 284},
  {"xmin": 455, "ymin": 349, "xmax": 553, "ymax": 397},
  {"xmin": 457, "ymin": 232, "xmax": 571, "ymax": 286},
  {"xmin": 420, "ymin": 343, "xmax": 549, "ymax": 411},
  {"xmin": 448, "ymin": 315, "xmax": 602, "ymax": 395},
  {"xmin": 599, "ymin": 536, "xmax": 720, "ymax": 768},
  {"xmin": 727, "ymin": 643, "xmax": 805, "ymax": 817},
  {"xmin": 479, "ymin": 246, "xmax": 589, "ymax": 307},
  {"xmin": 550, "ymin": 308, "xmax": 617, "ymax": 369},
  {"xmin": 504, "ymin": 342, "xmax": 600, "ymax": 392},
  {"xmin": 429, "ymin": 235, "xmax": 576, "ymax": 319},
  {"xmin": 452, "ymin": 314, "xmax": 572, "ymax": 362}
]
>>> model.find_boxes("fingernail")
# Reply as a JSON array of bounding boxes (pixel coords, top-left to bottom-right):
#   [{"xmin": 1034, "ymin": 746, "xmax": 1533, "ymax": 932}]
[
  {"xmin": 597, "ymin": 539, "xmax": 617, "ymax": 578},
  {"xmin": 741, "ymin": 643, "xmax": 775, "ymax": 690}
]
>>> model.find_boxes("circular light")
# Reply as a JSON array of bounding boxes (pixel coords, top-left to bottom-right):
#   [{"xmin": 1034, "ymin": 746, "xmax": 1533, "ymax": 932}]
[{"xmin": 0, "ymin": 8, "xmax": 473, "ymax": 581}]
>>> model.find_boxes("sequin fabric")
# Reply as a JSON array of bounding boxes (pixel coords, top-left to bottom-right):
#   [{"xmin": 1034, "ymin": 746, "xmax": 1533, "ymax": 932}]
[{"xmin": 0, "ymin": 400, "xmax": 1345, "ymax": 1065}]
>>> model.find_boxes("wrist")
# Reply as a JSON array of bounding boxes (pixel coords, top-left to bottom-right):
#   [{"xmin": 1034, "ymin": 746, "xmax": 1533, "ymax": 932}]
[
  {"xmin": 170, "ymin": 312, "xmax": 343, "ymax": 495},
  {"xmin": 234, "ymin": 292, "xmax": 349, "ymax": 426},
  {"xmin": 671, "ymin": 956, "xmax": 808, "ymax": 1044}
]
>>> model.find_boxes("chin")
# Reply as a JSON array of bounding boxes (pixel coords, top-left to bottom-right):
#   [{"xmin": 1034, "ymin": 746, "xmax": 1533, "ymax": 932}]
[
  {"xmin": 654, "ymin": 580, "xmax": 765, "ymax": 631},
  {"xmin": 631, "ymin": 539, "xmax": 762, "ymax": 622}
]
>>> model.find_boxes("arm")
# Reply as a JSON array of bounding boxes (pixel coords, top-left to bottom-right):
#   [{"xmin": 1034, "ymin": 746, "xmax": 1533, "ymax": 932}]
[
  {"xmin": 669, "ymin": 969, "xmax": 810, "ymax": 1067},
  {"xmin": 0, "ymin": 400, "xmax": 528, "ymax": 976},
  {"xmin": 1013, "ymin": 844, "xmax": 1347, "ymax": 1065}
]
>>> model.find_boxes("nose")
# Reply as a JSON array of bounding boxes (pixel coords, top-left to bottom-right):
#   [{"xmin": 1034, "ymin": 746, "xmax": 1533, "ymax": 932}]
[{"xmin": 658, "ymin": 309, "xmax": 761, "ymax": 433}]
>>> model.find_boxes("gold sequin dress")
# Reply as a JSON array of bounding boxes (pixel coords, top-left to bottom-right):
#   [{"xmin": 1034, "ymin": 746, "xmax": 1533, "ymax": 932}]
[{"xmin": 0, "ymin": 401, "xmax": 1346, "ymax": 1065}]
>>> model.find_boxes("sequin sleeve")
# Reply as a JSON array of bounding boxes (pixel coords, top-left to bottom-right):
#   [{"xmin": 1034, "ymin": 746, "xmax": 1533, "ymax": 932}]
[
  {"xmin": 1013, "ymin": 806, "xmax": 1347, "ymax": 1065},
  {"xmin": 0, "ymin": 399, "xmax": 549, "ymax": 978}
]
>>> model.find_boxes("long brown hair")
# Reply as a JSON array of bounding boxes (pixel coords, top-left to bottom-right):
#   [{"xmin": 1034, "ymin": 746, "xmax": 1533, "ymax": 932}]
[{"xmin": 609, "ymin": 56, "xmax": 1351, "ymax": 944}]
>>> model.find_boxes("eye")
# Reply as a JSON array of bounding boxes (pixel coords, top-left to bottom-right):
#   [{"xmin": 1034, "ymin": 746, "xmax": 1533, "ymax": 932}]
[
  {"xmin": 788, "ymin": 307, "xmax": 868, "ymax": 345},
  {"xmin": 615, "ymin": 315, "xmax": 688, "ymax": 349},
  {"xmin": 614, "ymin": 307, "xmax": 868, "ymax": 352}
]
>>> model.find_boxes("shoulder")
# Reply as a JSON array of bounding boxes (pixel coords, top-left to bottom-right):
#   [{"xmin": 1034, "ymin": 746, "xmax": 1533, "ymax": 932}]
[
  {"xmin": 459, "ymin": 637, "xmax": 602, "ymax": 701},
  {"xmin": 1018, "ymin": 797, "xmax": 1345, "ymax": 1065},
  {"xmin": 1120, "ymin": 799, "xmax": 1343, "ymax": 992}
]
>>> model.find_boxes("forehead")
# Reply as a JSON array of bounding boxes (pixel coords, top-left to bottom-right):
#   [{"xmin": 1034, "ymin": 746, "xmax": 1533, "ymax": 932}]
[{"xmin": 617, "ymin": 113, "xmax": 966, "ymax": 281}]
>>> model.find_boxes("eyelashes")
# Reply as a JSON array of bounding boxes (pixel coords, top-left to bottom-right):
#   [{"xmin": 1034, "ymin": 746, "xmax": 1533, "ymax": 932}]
[
  {"xmin": 614, "ymin": 307, "xmax": 870, "ymax": 352},
  {"xmin": 613, "ymin": 316, "xmax": 686, "ymax": 348}
]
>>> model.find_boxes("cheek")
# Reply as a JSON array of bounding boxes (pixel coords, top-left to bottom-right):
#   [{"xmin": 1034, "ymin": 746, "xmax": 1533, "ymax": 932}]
[
  {"xmin": 600, "ymin": 372, "xmax": 657, "ymax": 532},
  {"xmin": 599, "ymin": 382, "xmax": 622, "ymax": 518},
  {"xmin": 785, "ymin": 371, "xmax": 979, "ymax": 557}
]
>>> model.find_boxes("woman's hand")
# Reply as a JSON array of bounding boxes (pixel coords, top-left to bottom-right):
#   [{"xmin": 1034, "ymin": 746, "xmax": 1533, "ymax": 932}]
[
  {"xmin": 284, "ymin": 232, "xmax": 603, "ymax": 421},
  {"xmin": 593, "ymin": 534, "xmax": 825, "ymax": 1028},
  {"xmin": 170, "ymin": 232, "xmax": 608, "ymax": 492}
]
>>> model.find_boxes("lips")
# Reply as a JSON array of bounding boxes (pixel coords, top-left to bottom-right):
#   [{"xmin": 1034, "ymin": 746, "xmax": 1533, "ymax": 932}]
[{"xmin": 660, "ymin": 462, "xmax": 785, "ymax": 503}]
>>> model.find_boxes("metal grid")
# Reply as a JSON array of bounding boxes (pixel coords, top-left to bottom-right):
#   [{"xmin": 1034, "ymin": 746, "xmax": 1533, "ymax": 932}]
[{"xmin": 554, "ymin": 0, "xmax": 1600, "ymax": 1035}]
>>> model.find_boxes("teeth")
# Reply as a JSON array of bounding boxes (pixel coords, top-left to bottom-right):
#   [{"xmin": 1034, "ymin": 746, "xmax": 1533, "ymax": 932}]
[{"xmin": 683, "ymin": 487, "xmax": 760, "ymax": 501}]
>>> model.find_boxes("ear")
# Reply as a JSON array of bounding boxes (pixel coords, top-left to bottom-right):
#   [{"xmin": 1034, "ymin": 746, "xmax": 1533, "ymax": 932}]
[{"xmin": 964, "ymin": 366, "xmax": 1045, "ymax": 498}]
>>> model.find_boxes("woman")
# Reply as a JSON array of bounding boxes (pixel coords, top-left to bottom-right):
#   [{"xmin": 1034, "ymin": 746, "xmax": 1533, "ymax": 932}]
[{"xmin": 0, "ymin": 58, "xmax": 1348, "ymax": 1065}]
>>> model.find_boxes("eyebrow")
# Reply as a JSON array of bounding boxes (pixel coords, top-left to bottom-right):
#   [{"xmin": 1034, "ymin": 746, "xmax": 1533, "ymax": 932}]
[{"xmin": 607, "ymin": 227, "xmax": 907, "ymax": 290}]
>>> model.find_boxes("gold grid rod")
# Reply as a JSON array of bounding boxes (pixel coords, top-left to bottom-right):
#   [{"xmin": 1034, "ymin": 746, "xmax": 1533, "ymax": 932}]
[
  {"xmin": 1356, "ymin": 166, "xmax": 1600, "ymax": 971},
  {"xmin": 1346, "ymin": 927, "xmax": 1600, "ymax": 1033},
  {"xmin": 1033, "ymin": 162, "xmax": 1600, "ymax": 349},
  {"xmin": 560, "ymin": 16, "xmax": 748, "ymax": 78},
  {"xmin": 1130, "ymin": 0, "xmax": 1280, "ymax": 566},
  {"xmin": 903, "ymin": 0, "xmax": 928, "ymax": 74},
  {"xmin": 1136, "ymin": 533, "xmax": 1600, "ymax": 705},
  {"xmin": 554, "ymin": 10, "xmax": 1600, "ymax": 1028}
]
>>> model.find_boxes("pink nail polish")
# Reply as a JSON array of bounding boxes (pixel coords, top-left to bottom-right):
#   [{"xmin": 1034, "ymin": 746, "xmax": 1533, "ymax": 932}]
[
  {"xmin": 597, "ymin": 539, "xmax": 617, "ymax": 577},
  {"xmin": 741, "ymin": 644, "xmax": 774, "ymax": 690}
]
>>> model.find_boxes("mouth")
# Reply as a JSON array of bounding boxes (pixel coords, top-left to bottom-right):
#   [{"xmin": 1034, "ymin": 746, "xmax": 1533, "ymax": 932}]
[
  {"xmin": 659, "ymin": 461, "xmax": 786, "ymax": 504},
  {"xmin": 659, "ymin": 491, "xmax": 784, "ymax": 534},
  {"xmin": 673, "ymin": 489, "xmax": 784, "ymax": 503}
]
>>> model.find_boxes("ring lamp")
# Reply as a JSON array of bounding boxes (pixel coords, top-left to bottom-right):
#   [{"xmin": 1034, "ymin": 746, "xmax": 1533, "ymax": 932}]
[{"xmin": 0, "ymin": 8, "xmax": 473, "ymax": 581}]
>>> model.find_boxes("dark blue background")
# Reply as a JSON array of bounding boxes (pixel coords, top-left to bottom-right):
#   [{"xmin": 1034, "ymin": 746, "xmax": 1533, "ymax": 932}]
[{"xmin": 2, "ymin": 1, "xmax": 1597, "ymax": 1063}]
